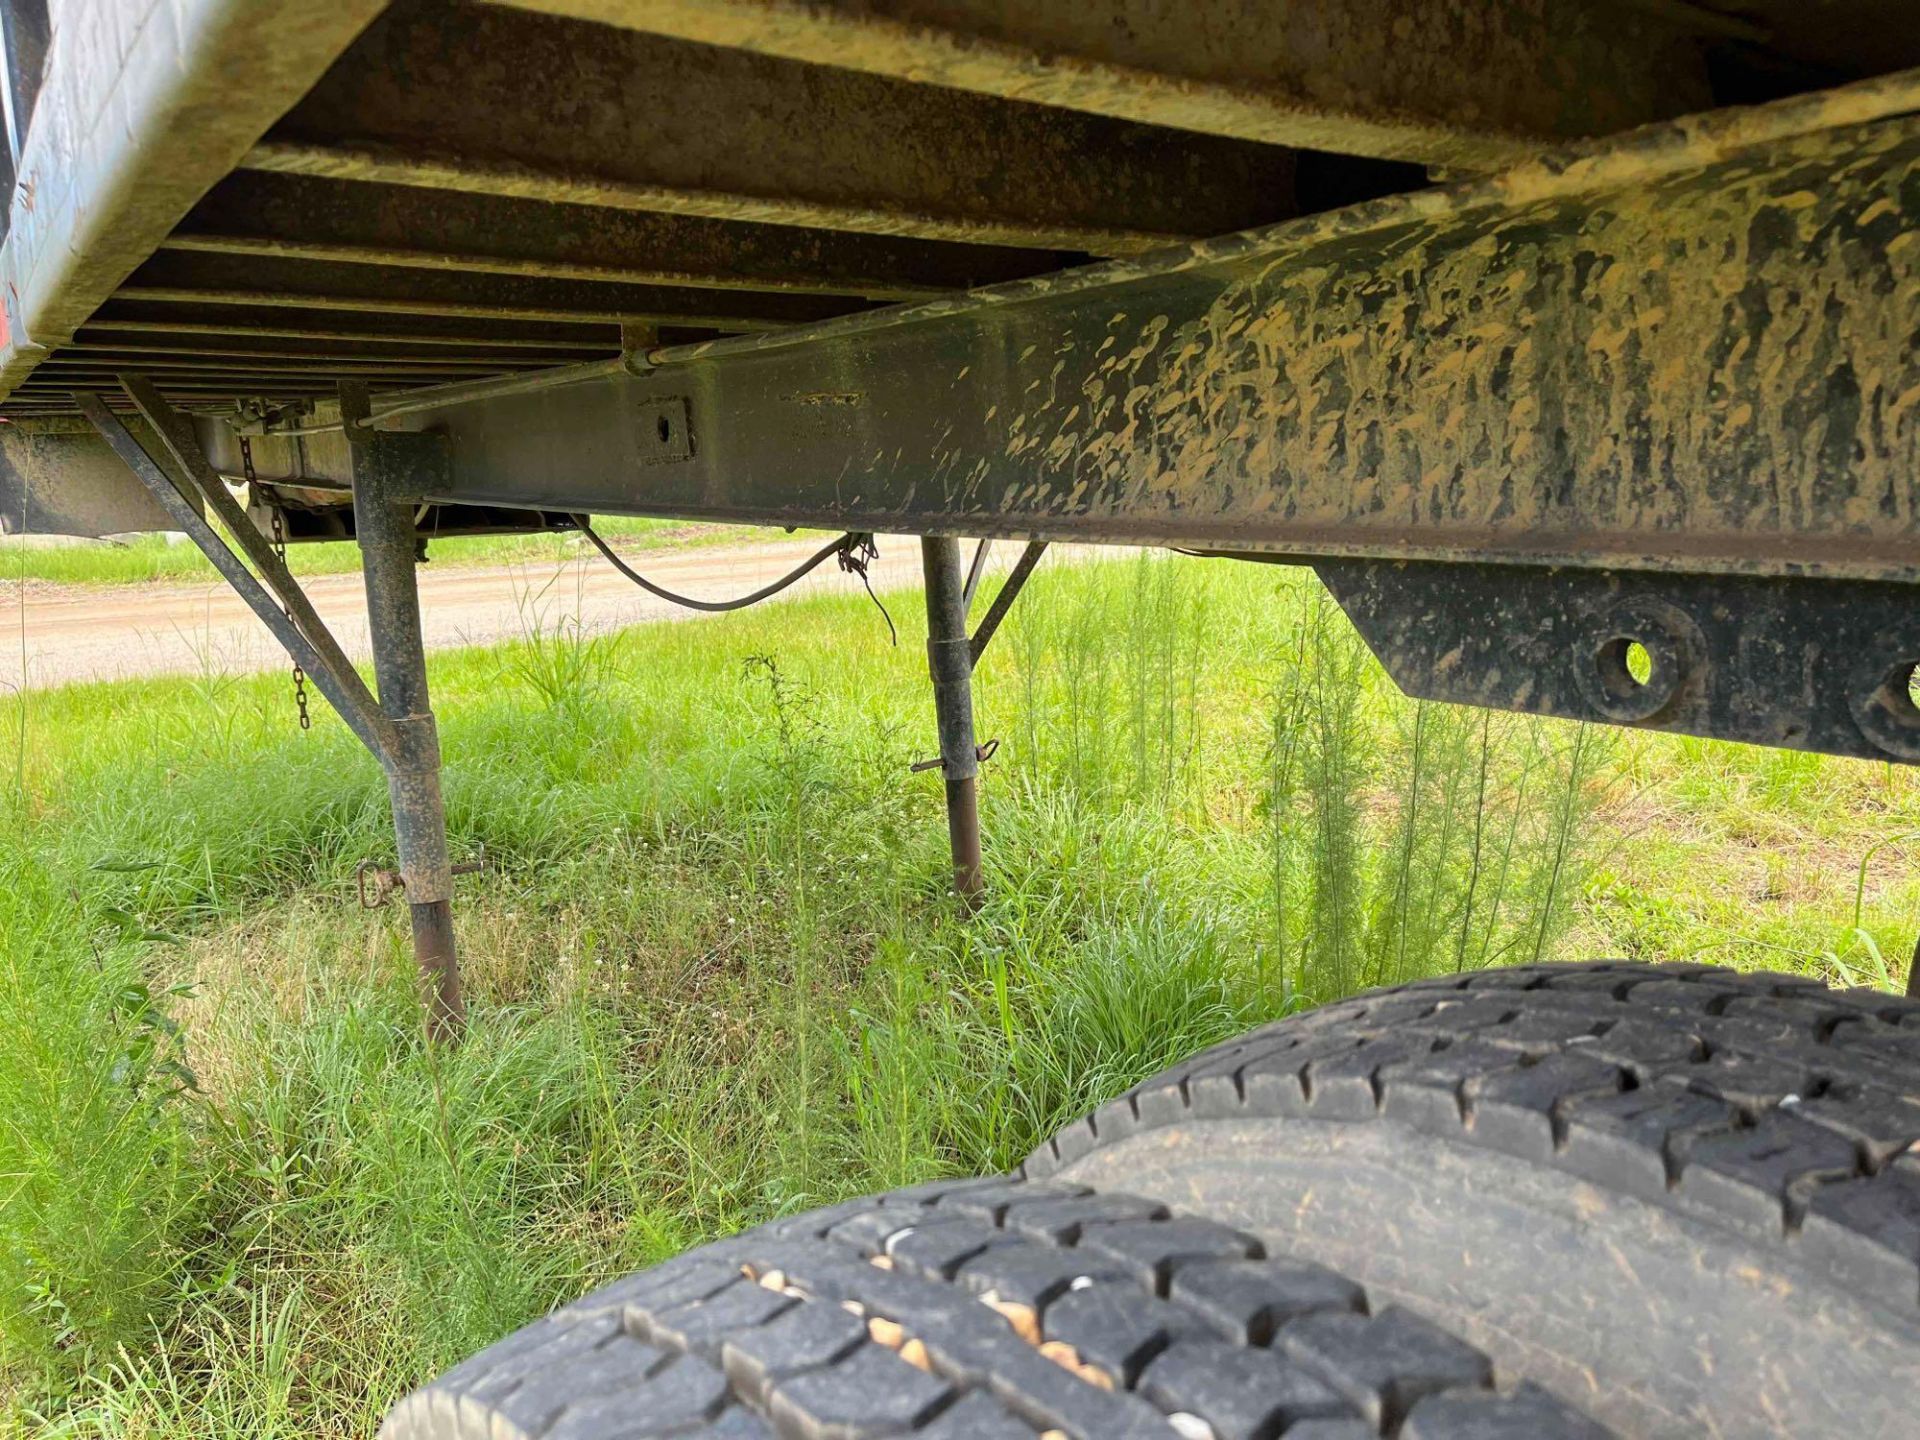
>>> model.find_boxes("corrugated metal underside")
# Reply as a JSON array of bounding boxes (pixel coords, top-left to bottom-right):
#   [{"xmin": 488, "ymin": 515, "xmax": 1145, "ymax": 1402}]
[{"xmin": 0, "ymin": 0, "xmax": 1909, "ymax": 420}]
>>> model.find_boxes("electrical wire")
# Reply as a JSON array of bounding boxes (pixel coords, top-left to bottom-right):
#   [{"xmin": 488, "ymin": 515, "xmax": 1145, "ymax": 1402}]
[
  {"xmin": 570, "ymin": 514, "xmax": 850, "ymax": 611},
  {"xmin": 570, "ymin": 515, "xmax": 895, "ymax": 643}
]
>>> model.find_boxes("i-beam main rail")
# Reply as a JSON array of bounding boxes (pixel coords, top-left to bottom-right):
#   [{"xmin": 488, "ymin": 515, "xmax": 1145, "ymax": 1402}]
[{"xmin": 251, "ymin": 68, "xmax": 1916, "ymax": 587}]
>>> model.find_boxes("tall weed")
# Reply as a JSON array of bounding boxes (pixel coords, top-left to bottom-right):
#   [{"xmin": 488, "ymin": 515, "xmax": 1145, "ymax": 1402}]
[{"xmin": 0, "ymin": 855, "xmax": 197, "ymax": 1386}]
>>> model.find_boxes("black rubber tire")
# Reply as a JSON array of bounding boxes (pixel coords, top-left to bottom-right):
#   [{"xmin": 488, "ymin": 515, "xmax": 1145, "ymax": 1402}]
[
  {"xmin": 383, "ymin": 960, "xmax": 1920, "ymax": 1439},
  {"xmin": 1025, "ymin": 960, "xmax": 1920, "ymax": 1438},
  {"xmin": 380, "ymin": 1175, "xmax": 1612, "ymax": 1440}
]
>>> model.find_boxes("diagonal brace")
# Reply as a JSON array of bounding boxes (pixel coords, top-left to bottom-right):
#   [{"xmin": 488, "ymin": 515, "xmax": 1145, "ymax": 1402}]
[
  {"xmin": 968, "ymin": 541, "xmax": 1048, "ymax": 666},
  {"xmin": 116, "ymin": 374, "xmax": 387, "ymax": 725},
  {"xmin": 74, "ymin": 390, "xmax": 396, "ymax": 759}
]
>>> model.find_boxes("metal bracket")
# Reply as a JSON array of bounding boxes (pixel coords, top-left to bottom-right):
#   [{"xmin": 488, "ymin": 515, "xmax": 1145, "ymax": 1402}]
[
  {"xmin": 1317, "ymin": 560, "xmax": 1920, "ymax": 763},
  {"xmin": 635, "ymin": 397, "xmax": 694, "ymax": 464}
]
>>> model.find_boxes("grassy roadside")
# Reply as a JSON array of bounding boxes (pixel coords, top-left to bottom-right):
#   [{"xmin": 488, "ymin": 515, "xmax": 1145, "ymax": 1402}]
[
  {"xmin": 0, "ymin": 516, "xmax": 769, "ymax": 587},
  {"xmin": 1, "ymin": 553, "xmax": 1916, "ymax": 1434}
]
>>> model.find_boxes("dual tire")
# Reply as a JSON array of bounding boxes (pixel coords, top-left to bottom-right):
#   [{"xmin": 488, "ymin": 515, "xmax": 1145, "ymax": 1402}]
[{"xmin": 384, "ymin": 962, "xmax": 1920, "ymax": 1439}]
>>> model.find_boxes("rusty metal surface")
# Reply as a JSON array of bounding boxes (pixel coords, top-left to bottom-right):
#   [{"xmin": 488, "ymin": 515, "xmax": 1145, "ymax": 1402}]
[
  {"xmin": 1318, "ymin": 560, "xmax": 1920, "ymax": 763},
  {"xmin": 73, "ymin": 394, "xmax": 396, "ymax": 757},
  {"xmin": 118, "ymin": 375, "xmax": 375, "ymax": 742},
  {"xmin": 343, "ymin": 383, "xmax": 458, "ymax": 903},
  {"xmin": 0, "ymin": 0, "xmax": 1913, "ymax": 423},
  {"xmin": 338, "ymin": 77, "xmax": 1920, "ymax": 585},
  {"xmin": 343, "ymin": 376, "xmax": 468, "ymax": 1038},
  {"xmin": 84, "ymin": 303, "xmax": 624, "ymax": 351},
  {"xmin": 518, "ymin": 0, "xmax": 1710, "ymax": 170},
  {"xmin": 250, "ymin": 0, "xmax": 1301, "ymax": 256},
  {"xmin": 921, "ymin": 536, "xmax": 984, "ymax": 900},
  {"xmin": 116, "ymin": 252, "xmax": 866, "ymax": 331},
  {"xmin": 1691, "ymin": 0, "xmax": 1920, "ymax": 75},
  {"xmin": 67, "ymin": 331, "xmax": 605, "ymax": 366},
  {"xmin": 168, "ymin": 171, "xmax": 1083, "ymax": 302}
]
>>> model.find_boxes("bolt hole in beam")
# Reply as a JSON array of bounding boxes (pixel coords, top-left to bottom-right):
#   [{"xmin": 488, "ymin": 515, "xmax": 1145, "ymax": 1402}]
[
  {"xmin": 1853, "ymin": 658, "xmax": 1920, "ymax": 762},
  {"xmin": 1594, "ymin": 635, "xmax": 1653, "ymax": 699},
  {"xmin": 1317, "ymin": 560, "xmax": 1920, "ymax": 765},
  {"xmin": 1625, "ymin": 640, "xmax": 1654, "ymax": 687},
  {"xmin": 1583, "ymin": 615, "xmax": 1690, "ymax": 725},
  {"xmin": 1881, "ymin": 661, "xmax": 1920, "ymax": 724},
  {"xmin": 1594, "ymin": 635, "xmax": 1660, "ymax": 701}
]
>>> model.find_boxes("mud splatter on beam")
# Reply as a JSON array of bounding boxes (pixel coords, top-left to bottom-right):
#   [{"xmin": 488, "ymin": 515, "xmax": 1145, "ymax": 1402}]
[{"xmin": 355, "ymin": 78, "xmax": 1920, "ymax": 587}]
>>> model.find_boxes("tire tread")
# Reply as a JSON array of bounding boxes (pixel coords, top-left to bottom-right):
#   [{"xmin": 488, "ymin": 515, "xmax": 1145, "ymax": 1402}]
[
  {"xmin": 1025, "ymin": 962, "xmax": 1920, "ymax": 1313},
  {"xmin": 383, "ymin": 1180, "xmax": 1612, "ymax": 1439}
]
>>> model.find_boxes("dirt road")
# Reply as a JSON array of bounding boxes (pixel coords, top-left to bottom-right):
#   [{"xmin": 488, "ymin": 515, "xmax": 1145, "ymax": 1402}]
[{"xmin": 0, "ymin": 534, "xmax": 1064, "ymax": 691}]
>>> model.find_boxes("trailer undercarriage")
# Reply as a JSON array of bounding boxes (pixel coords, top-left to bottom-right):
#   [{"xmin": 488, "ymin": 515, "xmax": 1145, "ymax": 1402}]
[{"xmin": 3, "ymin": 4, "xmax": 1919, "ymax": 1434}]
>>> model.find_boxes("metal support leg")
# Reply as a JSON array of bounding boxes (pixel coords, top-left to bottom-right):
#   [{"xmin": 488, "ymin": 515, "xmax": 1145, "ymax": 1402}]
[
  {"xmin": 342, "ymin": 383, "xmax": 465, "ymax": 1038},
  {"xmin": 922, "ymin": 536, "xmax": 983, "ymax": 903}
]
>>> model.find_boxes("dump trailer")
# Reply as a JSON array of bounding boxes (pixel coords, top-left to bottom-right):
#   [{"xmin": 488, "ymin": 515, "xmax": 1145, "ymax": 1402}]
[{"xmin": 5, "ymin": 2, "xmax": 1920, "ymax": 1435}]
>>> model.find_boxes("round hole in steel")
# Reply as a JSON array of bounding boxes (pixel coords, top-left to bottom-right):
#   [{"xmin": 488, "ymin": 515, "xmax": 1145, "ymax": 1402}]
[
  {"xmin": 1625, "ymin": 640, "xmax": 1653, "ymax": 686},
  {"xmin": 1850, "ymin": 658, "xmax": 1920, "ymax": 760},
  {"xmin": 1595, "ymin": 635, "xmax": 1655, "ymax": 701},
  {"xmin": 1575, "ymin": 604, "xmax": 1693, "ymax": 725}
]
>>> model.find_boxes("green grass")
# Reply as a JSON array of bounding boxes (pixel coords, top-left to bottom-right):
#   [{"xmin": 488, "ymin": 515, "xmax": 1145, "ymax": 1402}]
[
  {"xmin": 1, "ymin": 516, "xmax": 765, "ymax": 587},
  {"xmin": 1, "ymin": 551, "xmax": 1916, "ymax": 1435}
]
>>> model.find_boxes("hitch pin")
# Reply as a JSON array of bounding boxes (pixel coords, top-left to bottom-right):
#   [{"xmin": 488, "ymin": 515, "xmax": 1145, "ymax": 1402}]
[
  {"xmin": 909, "ymin": 738, "xmax": 999, "ymax": 773},
  {"xmin": 357, "ymin": 845, "xmax": 487, "ymax": 909}
]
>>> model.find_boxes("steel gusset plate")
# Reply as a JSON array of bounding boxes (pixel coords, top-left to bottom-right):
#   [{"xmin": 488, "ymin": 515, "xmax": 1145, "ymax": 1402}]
[{"xmin": 1317, "ymin": 560, "xmax": 1920, "ymax": 763}]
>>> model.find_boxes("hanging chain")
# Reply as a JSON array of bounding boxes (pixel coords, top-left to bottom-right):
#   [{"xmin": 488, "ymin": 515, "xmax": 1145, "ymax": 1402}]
[{"xmin": 242, "ymin": 435, "xmax": 311, "ymax": 731}]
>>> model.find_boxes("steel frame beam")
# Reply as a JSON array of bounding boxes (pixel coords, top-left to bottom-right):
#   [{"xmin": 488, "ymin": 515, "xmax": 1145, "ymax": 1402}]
[
  {"xmin": 86, "ymin": 305, "xmax": 623, "ymax": 350},
  {"xmin": 507, "ymin": 0, "xmax": 1712, "ymax": 171},
  {"xmin": 69, "ymin": 334, "xmax": 607, "ymax": 365},
  {"xmin": 247, "ymin": 2, "xmax": 1301, "ymax": 256},
  {"xmin": 169, "ymin": 172, "xmax": 1081, "ymax": 302},
  {"xmin": 116, "ymin": 252, "xmax": 861, "ymax": 331},
  {"xmin": 327, "ymin": 77, "xmax": 1920, "ymax": 575}
]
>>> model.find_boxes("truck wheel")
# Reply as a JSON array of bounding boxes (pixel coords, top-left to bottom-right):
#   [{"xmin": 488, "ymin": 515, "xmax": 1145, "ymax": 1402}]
[
  {"xmin": 381, "ymin": 961, "xmax": 1920, "ymax": 1439},
  {"xmin": 1026, "ymin": 960, "xmax": 1920, "ymax": 1438},
  {"xmin": 382, "ymin": 1177, "xmax": 1610, "ymax": 1439}
]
